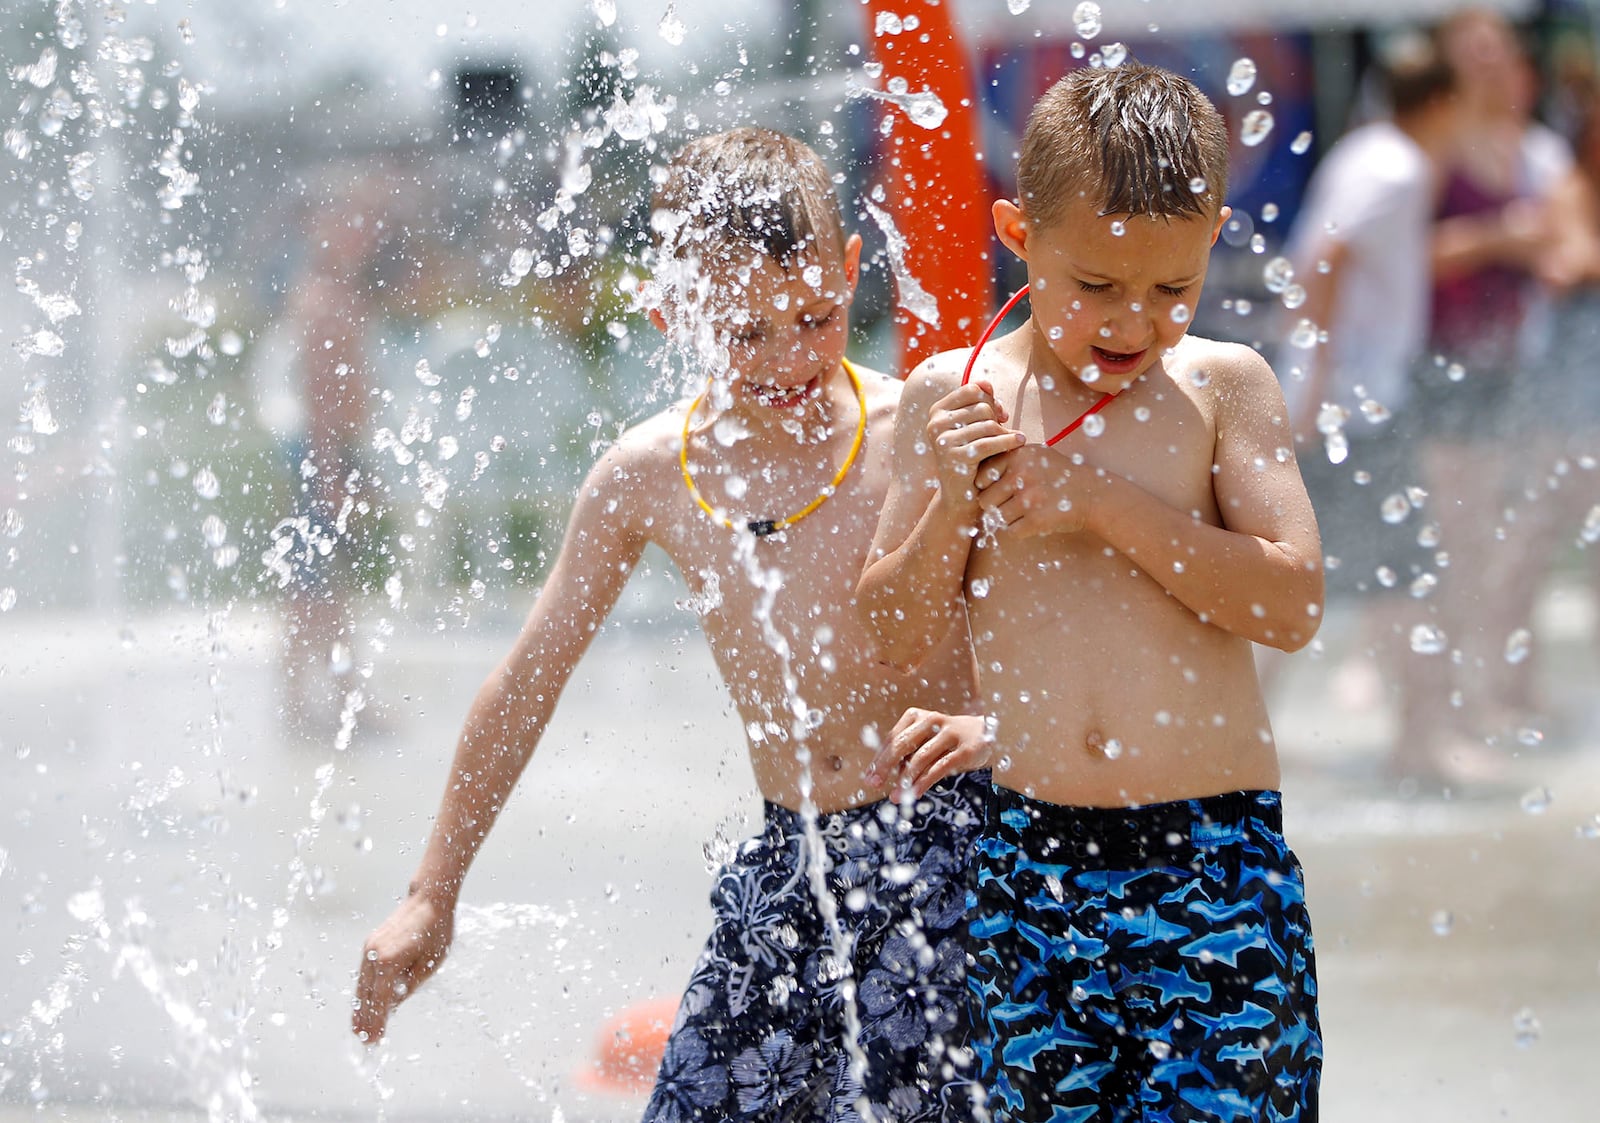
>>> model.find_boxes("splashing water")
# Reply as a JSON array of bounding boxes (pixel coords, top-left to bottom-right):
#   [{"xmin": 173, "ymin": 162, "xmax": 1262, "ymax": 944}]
[
  {"xmin": 863, "ymin": 200, "xmax": 941, "ymax": 327},
  {"xmin": 1409, "ymin": 624, "xmax": 1448, "ymax": 655},
  {"xmin": 1073, "ymin": 2, "xmax": 1103, "ymax": 39},
  {"xmin": 849, "ymin": 78, "xmax": 949, "ymax": 130},
  {"xmin": 1007, "ymin": 0, "xmax": 1032, "ymax": 13},
  {"xmin": 1291, "ymin": 130, "xmax": 1314, "ymax": 155},
  {"xmin": 1226, "ymin": 58, "xmax": 1258, "ymax": 96},
  {"xmin": 1240, "ymin": 109, "xmax": 1275, "ymax": 148}
]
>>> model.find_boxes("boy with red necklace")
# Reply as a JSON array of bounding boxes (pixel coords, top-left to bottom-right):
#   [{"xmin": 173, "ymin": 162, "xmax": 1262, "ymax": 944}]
[
  {"xmin": 860, "ymin": 64, "xmax": 1324, "ymax": 1120},
  {"xmin": 354, "ymin": 128, "xmax": 990, "ymax": 1121}
]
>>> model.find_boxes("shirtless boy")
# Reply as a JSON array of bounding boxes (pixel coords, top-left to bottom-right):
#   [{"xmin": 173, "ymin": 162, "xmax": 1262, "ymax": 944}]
[
  {"xmin": 858, "ymin": 65, "xmax": 1324, "ymax": 1121},
  {"xmin": 353, "ymin": 128, "xmax": 989, "ymax": 1121}
]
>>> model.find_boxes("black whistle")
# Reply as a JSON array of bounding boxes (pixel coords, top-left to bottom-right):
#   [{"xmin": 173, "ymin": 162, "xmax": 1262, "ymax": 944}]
[{"xmin": 747, "ymin": 519, "xmax": 780, "ymax": 537}]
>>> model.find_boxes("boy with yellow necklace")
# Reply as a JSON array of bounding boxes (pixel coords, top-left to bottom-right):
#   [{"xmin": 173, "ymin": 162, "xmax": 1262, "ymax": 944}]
[{"xmin": 354, "ymin": 128, "xmax": 990, "ymax": 1121}]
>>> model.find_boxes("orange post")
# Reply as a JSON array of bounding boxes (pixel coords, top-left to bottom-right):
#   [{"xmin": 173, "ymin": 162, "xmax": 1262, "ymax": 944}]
[{"xmin": 864, "ymin": 0, "xmax": 992, "ymax": 368}]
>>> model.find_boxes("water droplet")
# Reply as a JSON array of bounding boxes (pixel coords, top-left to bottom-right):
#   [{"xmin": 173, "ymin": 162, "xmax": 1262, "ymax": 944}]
[
  {"xmin": 969, "ymin": 577, "xmax": 991, "ymax": 599},
  {"xmin": 1359, "ymin": 399, "xmax": 1391, "ymax": 424},
  {"xmin": 1262, "ymin": 256, "xmax": 1294, "ymax": 294},
  {"xmin": 874, "ymin": 11, "xmax": 903, "ymax": 34},
  {"xmin": 414, "ymin": 359, "xmax": 440, "ymax": 387},
  {"xmin": 1226, "ymin": 58, "xmax": 1258, "ymax": 96},
  {"xmin": 1409, "ymin": 624, "xmax": 1447, "ymax": 655},
  {"xmin": 1578, "ymin": 814, "xmax": 1600, "ymax": 840},
  {"xmin": 1110, "ymin": 219, "xmax": 1126, "ymax": 237},
  {"xmin": 1380, "ymin": 493, "xmax": 1411, "ymax": 525},
  {"xmin": 1291, "ymin": 130, "xmax": 1314, "ymax": 155},
  {"xmin": 1504, "ymin": 628, "xmax": 1533, "ymax": 665},
  {"xmin": 1073, "ymin": 1, "xmax": 1102, "ymax": 39},
  {"xmin": 1102, "ymin": 42, "xmax": 1127, "ymax": 68},
  {"xmin": 1189, "ymin": 176, "xmax": 1207, "ymax": 194},
  {"xmin": 192, "ymin": 467, "xmax": 220, "ymax": 500},
  {"xmin": 1289, "ymin": 318, "xmax": 1319, "ymax": 349},
  {"xmin": 1408, "ymin": 572, "xmax": 1437, "ymax": 599},
  {"xmin": 1516, "ymin": 726, "xmax": 1544, "ymax": 748},
  {"xmin": 2, "ymin": 508, "xmax": 23, "ymax": 538},
  {"xmin": 1375, "ymin": 566, "xmax": 1398, "ymax": 588},
  {"xmin": 1512, "ymin": 1008, "xmax": 1541, "ymax": 1048},
  {"xmin": 592, "ymin": 0, "xmax": 617, "ymax": 26},
  {"xmin": 1241, "ymin": 109, "xmax": 1275, "ymax": 148},
  {"xmin": 1170, "ymin": 303, "xmax": 1192, "ymax": 325},
  {"xmin": 1082, "ymin": 413, "xmax": 1106, "ymax": 438},
  {"xmin": 1520, "ymin": 787, "xmax": 1551, "ymax": 815},
  {"xmin": 1580, "ymin": 505, "xmax": 1600, "ymax": 544},
  {"xmin": 1008, "ymin": 0, "xmax": 1032, "ymax": 11},
  {"xmin": 1430, "ymin": 909, "xmax": 1453, "ymax": 936},
  {"xmin": 201, "ymin": 515, "xmax": 227, "ymax": 549},
  {"xmin": 1262, "ymin": 202, "xmax": 1280, "ymax": 222},
  {"xmin": 1282, "ymin": 284, "xmax": 1307, "ymax": 310},
  {"xmin": 1080, "ymin": 363, "xmax": 1101, "ymax": 384},
  {"xmin": 657, "ymin": 4, "xmax": 686, "ymax": 44}
]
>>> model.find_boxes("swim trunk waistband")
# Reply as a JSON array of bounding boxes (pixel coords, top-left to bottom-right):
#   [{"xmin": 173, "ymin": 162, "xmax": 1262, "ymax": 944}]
[
  {"xmin": 760, "ymin": 769, "xmax": 991, "ymax": 851},
  {"xmin": 986, "ymin": 784, "xmax": 1283, "ymax": 868}
]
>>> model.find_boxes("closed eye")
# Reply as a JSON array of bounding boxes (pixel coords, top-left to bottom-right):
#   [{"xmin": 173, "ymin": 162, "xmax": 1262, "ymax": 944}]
[
  {"xmin": 1076, "ymin": 281, "xmax": 1112, "ymax": 294},
  {"xmin": 1157, "ymin": 284, "xmax": 1191, "ymax": 297},
  {"xmin": 801, "ymin": 307, "xmax": 838, "ymax": 329}
]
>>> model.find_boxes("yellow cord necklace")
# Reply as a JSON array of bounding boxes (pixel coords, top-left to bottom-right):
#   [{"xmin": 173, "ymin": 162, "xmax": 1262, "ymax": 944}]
[{"xmin": 680, "ymin": 358, "xmax": 867, "ymax": 538}]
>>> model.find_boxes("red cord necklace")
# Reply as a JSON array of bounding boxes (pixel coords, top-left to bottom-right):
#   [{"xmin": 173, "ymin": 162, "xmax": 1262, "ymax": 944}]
[{"xmin": 960, "ymin": 284, "xmax": 1121, "ymax": 446}]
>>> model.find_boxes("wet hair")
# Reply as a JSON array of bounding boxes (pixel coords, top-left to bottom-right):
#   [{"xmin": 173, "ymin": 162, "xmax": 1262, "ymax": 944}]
[
  {"xmin": 1016, "ymin": 62, "xmax": 1230, "ymax": 227},
  {"xmin": 1379, "ymin": 30, "xmax": 1458, "ymax": 117},
  {"xmin": 651, "ymin": 128, "xmax": 846, "ymax": 267}
]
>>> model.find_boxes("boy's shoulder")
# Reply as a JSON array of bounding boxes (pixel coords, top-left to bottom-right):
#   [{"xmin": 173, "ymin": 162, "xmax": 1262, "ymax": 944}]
[
  {"xmin": 585, "ymin": 401, "xmax": 690, "ymax": 486},
  {"xmin": 1170, "ymin": 334, "xmax": 1280, "ymax": 397}
]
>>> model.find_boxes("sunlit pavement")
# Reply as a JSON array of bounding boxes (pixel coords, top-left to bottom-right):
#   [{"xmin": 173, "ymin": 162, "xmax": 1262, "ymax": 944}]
[{"xmin": 3, "ymin": 575, "xmax": 1597, "ymax": 1121}]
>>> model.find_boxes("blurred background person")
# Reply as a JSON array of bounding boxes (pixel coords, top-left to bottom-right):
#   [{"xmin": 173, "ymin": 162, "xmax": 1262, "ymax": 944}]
[
  {"xmin": 1401, "ymin": 7, "xmax": 1571, "ymax": 785},
  {"xmin": 275, "ymin": 184, "xmax": 388, "ymax": 735},
  {"xmin": 1492, "ymin": 80, "xmax": 1600, "ymax": 746},
  {"xmin": 1276, "ymin": 31, "xmax": 1464, "ymax": 782}
]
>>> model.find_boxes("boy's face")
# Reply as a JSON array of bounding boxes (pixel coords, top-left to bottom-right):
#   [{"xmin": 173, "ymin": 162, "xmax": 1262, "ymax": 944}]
[
  {"xmin": 994, "ymin": 195, "xmax": 1226, "ymax": 388},
  {"xmin": 659, "ymin": 233, "xmax": 861, "ymax": 411}
]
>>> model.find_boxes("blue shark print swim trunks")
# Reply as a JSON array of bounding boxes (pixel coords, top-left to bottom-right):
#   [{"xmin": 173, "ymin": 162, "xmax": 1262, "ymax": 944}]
[
  {"xmin": 967, "ymin": 786, "xmax": 1321, "ymax": 1123},
  {"xmin": 642, "ymin": 771, "xmax": 989, "ymax": 1123}
]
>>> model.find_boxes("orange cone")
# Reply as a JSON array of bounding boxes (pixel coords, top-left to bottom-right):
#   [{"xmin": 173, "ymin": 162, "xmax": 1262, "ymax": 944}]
[
  {"xmin": 864, "ymin": 0, "xmax": 993, "ymax": 367},
  {"xmin": 573, "ymin": 994, "xmax": 681, "ymax": 1096}
]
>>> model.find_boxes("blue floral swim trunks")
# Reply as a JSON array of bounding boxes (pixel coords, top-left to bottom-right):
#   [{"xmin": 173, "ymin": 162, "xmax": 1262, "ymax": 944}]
[
  {"xmin": 967, "ymin": 786, "xmax": 1321, "ymax": 1123},
  {"xmin": 642, "ymin": 771, "xmax": 989, "ymax": 1123}
]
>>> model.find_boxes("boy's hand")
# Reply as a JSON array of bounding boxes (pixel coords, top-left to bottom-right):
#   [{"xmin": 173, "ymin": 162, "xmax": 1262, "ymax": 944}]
[
  {"xmin": 352, "ymin": 891, "xmax": 455, "ymax": 1043},
  {"xmin": 975, "ymin": 445, "xmax": 1105, "ymax": 538},
  {"xmin": 926, "ymin": 380, "xmax": 1026, "ymax": 513},
  {"xmin": 865, "ymin": 709, "xmax": 994, "ymax": 800}
]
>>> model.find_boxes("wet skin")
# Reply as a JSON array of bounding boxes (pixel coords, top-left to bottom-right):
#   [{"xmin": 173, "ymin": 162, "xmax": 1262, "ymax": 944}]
[
  {"xmin": 352, "ymin": 234, "xmax": 985, "ymax": 1043},
  {"xmin": 861, "ymin": 197, "xmax": 1323, "ymax": 807}
]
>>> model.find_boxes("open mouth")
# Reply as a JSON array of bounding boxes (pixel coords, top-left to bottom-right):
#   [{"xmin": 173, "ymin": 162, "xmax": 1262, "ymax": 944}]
[
  {"xmin": 745, "ymin": 374, "xmax": 821, "ymax": 409},
  {"xmin": 1091, "ymin": 345, "xmax": 1148, "ymax": 374}
]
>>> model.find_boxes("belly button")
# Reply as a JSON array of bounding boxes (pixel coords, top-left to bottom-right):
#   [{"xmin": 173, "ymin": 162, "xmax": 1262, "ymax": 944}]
[
  {"xmin": 1086, "ymin": 730, "xmax": 1124, "ymax": 759},
  {"xmin": 828, "ymin": 754, "xmax": 844, "ymax": 772}
]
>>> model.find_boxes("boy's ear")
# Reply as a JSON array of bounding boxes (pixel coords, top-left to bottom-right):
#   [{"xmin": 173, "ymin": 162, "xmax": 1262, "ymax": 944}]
[
  {"xmin": 992, "ymin": 199, "xmax": 1029, "ymax": 261},
  {"xmin": 843, "ymin": 233, "xmax": 863, "ymax": 295},
  {"xmin": 1209, "ymin": 205, "xmax": 1232, "ymax": 248}
]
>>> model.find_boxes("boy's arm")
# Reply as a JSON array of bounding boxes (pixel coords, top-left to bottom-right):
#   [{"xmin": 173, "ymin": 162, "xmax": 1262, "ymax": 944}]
[
  {"xmin": 856, "ymin": 365, "xmax": 1024, "ymax": 671},
  {"xmin": 977, "ymin": 347, "xmax": 1322, "ymax": 651},
  {"xmin": 353, "ymin": 442, "xmax": 651, "ymax": 1041}
]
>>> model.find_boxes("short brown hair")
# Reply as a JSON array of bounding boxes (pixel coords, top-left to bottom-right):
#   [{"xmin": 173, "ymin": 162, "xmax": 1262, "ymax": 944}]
[
  {"xmin": 651, "ymin": 128, "xmax": 845, "ymax": 267},
  {"xmin": 1017, "ymin": 62, "xmax": 1230, "ymax": 227},
  {"xmin": 1380, "ymin": 31, "xmax": 1457, "ymax": 117}
]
